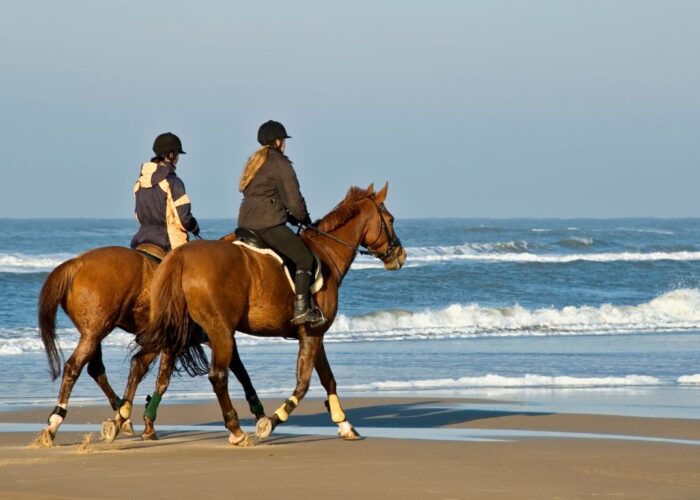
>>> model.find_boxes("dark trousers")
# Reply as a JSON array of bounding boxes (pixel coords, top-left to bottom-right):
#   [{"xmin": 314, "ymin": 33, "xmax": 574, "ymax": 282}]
[{"xmin": 258, "ymin": 224, "xmax": 314, "ymax": 294}]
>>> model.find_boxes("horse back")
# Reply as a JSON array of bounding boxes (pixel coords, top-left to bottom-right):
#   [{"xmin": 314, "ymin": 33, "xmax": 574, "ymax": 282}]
[{"xmin": 65, "ymin": 246, "xmax": 156, "ymax": 332}]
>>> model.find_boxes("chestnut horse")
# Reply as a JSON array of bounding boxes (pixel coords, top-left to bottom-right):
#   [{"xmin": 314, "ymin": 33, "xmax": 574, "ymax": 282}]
[
  {"xmin": 110, "ymin": 183, "xmax": 406, "ymax": 446},
  {"xmin": 37, "ymin": 246, "xmax": 265, "ymax": 447}
]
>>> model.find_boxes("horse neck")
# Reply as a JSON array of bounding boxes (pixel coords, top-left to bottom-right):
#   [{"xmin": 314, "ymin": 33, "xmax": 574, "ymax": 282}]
[{"xmin": 306, "ymin": 212, "xmax": 369, "ymax": 283}]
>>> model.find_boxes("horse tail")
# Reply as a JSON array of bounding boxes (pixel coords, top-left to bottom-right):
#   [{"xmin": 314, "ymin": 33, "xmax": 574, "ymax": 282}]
[
  {"xmin": 137, "ymin": 250, "xmax": 208, "ymax": 377},
  {"xmin": 38, "ymin": 258, "xmax": 82, "ymax": 380}
]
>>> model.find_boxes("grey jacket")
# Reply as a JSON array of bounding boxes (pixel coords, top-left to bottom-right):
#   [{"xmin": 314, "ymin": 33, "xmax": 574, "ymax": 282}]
[{"xmin": 238, "ymin": 148, "xmax": 310, "ymax": 230}]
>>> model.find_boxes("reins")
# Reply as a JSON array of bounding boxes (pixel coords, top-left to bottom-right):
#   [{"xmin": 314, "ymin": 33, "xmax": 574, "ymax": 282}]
[{"xmin": 300, "ymin": 199, "xmax": 401, "ymax": 260}]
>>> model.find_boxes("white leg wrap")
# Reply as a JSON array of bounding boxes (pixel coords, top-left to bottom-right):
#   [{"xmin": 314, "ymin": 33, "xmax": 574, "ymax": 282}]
[
  {"xmin": 117, "ymin": 401, "xmax": 132, "ymax": 420},
  {"xmin": 274, "ymin": 396, "xmax": 299, "ymax": 423},
  {"xmin": 328, "ymin": 394, "xmax": 346, "ymax": 423}
]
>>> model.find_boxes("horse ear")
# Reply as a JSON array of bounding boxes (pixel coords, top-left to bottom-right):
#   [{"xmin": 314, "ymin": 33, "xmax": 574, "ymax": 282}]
[
  {"xmin": 366, "ymin": 183, "xmax": 374, "ymax": 195},
  {"xmin": 375, "ymin": 182, "xmax": 388, "ymax": 203}
]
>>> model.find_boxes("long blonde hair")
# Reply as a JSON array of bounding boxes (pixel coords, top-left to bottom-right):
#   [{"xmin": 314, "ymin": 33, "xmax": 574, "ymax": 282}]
[{"xmin": 239, "ymin": 145, "xmax": 271, "ymax": 192}]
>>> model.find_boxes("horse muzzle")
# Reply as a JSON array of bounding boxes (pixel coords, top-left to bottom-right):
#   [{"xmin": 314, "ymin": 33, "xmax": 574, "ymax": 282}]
[{"xmin": 383, "ymin": 247, "xmax": 407, "ymax": 270}]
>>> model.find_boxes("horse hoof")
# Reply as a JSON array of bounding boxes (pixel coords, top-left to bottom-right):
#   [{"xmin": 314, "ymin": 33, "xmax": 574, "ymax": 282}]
[
  {"xmin": 229, "ymin": 432, "xmax": 255, "ymax": 448},
  {"xmin": 38, "ymin": 428, "xmax": 55, "ymax": 448},
  {"xmin": 338, "ymin": 421, "xmax": 362, "ymax": 440},
  {"xmin": 141, "ymin": 431, "xmax": 158, "ymax": 441},
  {"xmin": 341, "ymin": 428, "xmax": 362, "ymax": 440},
  {"xmin": 121, "ymin": 419, "xmax": 134, "ymax": 435},
  {"xmin": 255, "ymin": 416, "xmax": 273, "ymax": 439},
  {"xmin": 101, "ymin": 419, "xmax": 118, "ymax": 443}
]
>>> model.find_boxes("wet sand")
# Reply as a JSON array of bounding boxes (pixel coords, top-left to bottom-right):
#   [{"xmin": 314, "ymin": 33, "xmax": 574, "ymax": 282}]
[{"xmin": 1, "ymin": 397, "xmax": 699, "ymax": 499}]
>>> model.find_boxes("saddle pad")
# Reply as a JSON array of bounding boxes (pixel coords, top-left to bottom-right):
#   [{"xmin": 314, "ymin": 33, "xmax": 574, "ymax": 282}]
[{"xmin": 232, "ymin": 240, "xmax": 323, "ymax": 294}]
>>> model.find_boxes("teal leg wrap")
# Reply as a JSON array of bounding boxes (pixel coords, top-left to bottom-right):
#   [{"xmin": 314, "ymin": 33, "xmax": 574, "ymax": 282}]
[
  {"xmin": 115, "ymin": 397, "xmax": 124, "ymax": 410},
  {"xmin": 143, "ymin": 392, "xmax": 162, "ymax": 422}
]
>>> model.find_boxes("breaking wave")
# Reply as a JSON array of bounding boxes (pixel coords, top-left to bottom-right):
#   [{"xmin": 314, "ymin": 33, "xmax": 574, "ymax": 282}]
[
  {"xmin": 328, "ymin": 289, "xmax": 700, "ymax": 340},
  {"xmin": 344, "ymin": 374, "xmax": 661, "ymax": 392},
  {"xmin": 352, "ymin": 245, "xmax": 700, "ymax": 269},
  {"xmin": 4, "ymin": 289, "xmax": 700, "ymax": 355},
  {"xmin": 0, "ymin": 253, "xmax": 71, "ymax": 273}
]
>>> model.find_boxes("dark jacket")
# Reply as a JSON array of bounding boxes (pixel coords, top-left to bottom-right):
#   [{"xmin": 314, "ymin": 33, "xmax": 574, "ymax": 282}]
[
  {"xmin": 238, "ymin": 148, "xmax": 310, "ymax": 230},
  {"xmin": 131, "ymin": 161, "xmax": 199, "ymax": 251}
]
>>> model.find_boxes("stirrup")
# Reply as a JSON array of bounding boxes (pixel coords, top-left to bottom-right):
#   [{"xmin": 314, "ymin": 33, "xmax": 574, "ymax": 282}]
[{"xmin": 292, "ymin": 307, "xmax": 326, "ymax": 328}]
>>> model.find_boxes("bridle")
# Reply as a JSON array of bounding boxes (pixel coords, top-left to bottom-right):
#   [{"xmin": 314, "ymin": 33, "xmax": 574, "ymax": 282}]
[{"xmin": 302, "ymin": 198, "xmax": 402, "ymax": 262}]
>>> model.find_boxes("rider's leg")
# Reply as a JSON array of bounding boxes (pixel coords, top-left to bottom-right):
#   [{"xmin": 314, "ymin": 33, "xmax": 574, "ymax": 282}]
[{"xmin": 258, "ymin": 224, "xmax": 323, "ymax": 326}]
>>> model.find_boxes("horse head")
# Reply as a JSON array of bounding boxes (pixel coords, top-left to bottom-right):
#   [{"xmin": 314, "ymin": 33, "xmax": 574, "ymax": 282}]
[{"xmin": 357, "ymin": 182, "xmax": 407, "ymax": 270}]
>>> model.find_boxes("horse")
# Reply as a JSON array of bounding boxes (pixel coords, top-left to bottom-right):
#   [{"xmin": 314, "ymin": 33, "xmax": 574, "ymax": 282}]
[
  {"xmin": 37, "ymin": 245, "xmax": 265, "ymax": 447},
  {"xmin": 110, "ymin": 183, "xmax": 406, "ymax": 446}
]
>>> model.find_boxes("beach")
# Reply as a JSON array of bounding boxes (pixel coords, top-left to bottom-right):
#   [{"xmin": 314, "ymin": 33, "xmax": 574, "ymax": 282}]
[{"xmin": 2, "ymin": 396, "xmax": 700, "ymax": 499}]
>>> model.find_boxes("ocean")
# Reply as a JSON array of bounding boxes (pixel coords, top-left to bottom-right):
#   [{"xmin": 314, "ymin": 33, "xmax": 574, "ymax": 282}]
[{"xmin": 1, "ymin": 218, "xmax": 699, "ymax": 418}]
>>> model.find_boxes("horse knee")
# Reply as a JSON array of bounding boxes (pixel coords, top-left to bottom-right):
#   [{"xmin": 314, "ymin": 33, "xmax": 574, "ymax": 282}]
[{"xmin": 208, "ymin": 369, "xmax": 228, "ymax": 391}]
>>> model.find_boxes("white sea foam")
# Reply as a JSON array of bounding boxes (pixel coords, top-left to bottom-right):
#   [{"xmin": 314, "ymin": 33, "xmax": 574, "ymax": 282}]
[
  {"xmin": 678, "ymin": 374, "xmax": 700, "ymax": 385},
  {"xmin": 616, "ymin": 227, "xmax": 675, "ymax": 236},
  {"xmin": 343, "ymin": 374, "xmax": 661, "ymax": 391},
  {"xmin": 352, "ymin": 245, "xmax": 700, "ymax": 268},
  {"xmin": 328, "ymin": 289, "xmax": 700, "ymax": 340},
  {"xmin": 3, "ymin": 289, "xmax": 700, "ymax": 355},
  {"xmin": 0, "ymin": 253, "xmax": 71, "ymax": 273}
]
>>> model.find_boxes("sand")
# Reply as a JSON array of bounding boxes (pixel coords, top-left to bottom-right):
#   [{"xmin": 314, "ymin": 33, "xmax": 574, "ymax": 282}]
[{"xmin": 1, "ymin": 397, "xmax": 699, "ymax": 499}]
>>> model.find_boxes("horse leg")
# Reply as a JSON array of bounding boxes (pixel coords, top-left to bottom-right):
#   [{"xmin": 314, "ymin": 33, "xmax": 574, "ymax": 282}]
[
  {"xmin": 86, "ymin": 344, "xmax": 122, "ymax": 411},
  {"xmin": 315, "ymin": 343, "xmax": 361, "ymax": 440},
  {"xmin": 39, "ymin": 335, "xmax": 100, "ymax": 447},
  {"xmin": 208, "ymin": 336, "xmax": 254, "ymax": 447},
  {"xmin": 141, "ymin": 348, "xmax": 174, "ymax": 441},
  {"xmin": 256, "ymin": 331, "xmax": 321, "ymax": 439},
  {"xmin": 87, "ymin": 344, "xmax": 133, "ymax": 436},
  {"xmin": 101, "ymin": 349, "xmax": 157, "ymax": 443},
  {"xmin": 229, "ymin": 339, "xmax": 265, "ymax": 420}
]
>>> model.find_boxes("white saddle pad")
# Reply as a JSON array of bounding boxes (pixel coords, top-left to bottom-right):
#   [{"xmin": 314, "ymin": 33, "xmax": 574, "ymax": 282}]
[{"xmin": 232, "ymin": 240, "xmax": 323, "ymax": 294}]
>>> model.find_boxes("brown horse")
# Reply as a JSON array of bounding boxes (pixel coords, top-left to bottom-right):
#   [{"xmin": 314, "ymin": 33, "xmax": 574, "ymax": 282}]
[
  {"xmin": 113, "ymin": 183, "xmax": 406, "ymax": 446},
  {"xmin": 37, "ymin": 246, "xmax": 264, "ymax": 447}
]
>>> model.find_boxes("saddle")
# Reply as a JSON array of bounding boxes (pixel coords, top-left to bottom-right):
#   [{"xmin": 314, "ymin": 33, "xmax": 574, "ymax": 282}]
[
  {"xmin": 135, "ymin": 243, "xmax": 166, "ymax": 263},
  {"xmin": 233, "ymin": 227, "xmax": 323, "ymax": 294}
]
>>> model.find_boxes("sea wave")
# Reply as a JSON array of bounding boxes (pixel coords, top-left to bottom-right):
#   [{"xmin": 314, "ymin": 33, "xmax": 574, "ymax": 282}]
[
  {"xmin": 678, "ymin": 374, "xmax": 700, "ymax": 384},
  {"xmin": 0, "ymin": 253, "xmax": 71, "ymax": 273},
  {"xmin": 343, "ymin": 374, "xmax": 661, "ymax": 391},
  {"xmin": 558, "ymin": 237, "xmax": 593, "ymax": 248},
  {"xmin": 5, "ymin": 246, "xmax": 700, "ymax": 274},
  {"xmin": 328, "ymin": 289, "xmax": 700, "ymax": 340},
  {"xmin": 352, "ymin": 246, "xmax": 700, "ymax": 268},
  {"xmin": 3, "ymin": 289, "xmax": 700, "ymax": 355}
]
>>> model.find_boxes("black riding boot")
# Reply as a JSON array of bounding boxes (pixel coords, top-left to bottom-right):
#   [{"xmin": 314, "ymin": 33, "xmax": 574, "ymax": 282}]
[{"xmin": 292, "ymin": 270, "xmax": 325, "ymax": 327}]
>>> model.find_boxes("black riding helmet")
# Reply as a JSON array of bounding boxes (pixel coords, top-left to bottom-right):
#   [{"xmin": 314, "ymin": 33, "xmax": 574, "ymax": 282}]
[
  {"xmin": 153, "ymin": 132, "xmax": 186, "ymax": 156},
  {"xmin": 257, "ymin": 120, "xmax": 291, "ymax": 146}
]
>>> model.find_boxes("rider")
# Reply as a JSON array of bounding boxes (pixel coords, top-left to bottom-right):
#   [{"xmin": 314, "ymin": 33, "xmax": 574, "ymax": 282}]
[
  {"xmin": 238, "ymin": 120, "xmax": 324, "ymax": 327},
  {"xmin": 131, "ymin": 132, "xmax": 200, "ymax": 253}
]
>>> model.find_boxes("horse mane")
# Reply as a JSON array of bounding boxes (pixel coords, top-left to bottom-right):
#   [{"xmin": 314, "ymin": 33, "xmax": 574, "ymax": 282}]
[{"xmin": 317, "ymin": 185, "xmax": 374, "ymax": 233}]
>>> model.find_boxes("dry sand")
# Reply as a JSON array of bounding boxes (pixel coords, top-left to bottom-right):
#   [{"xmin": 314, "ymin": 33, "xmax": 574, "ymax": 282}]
[{"xmin": 1, "ymin": 397, "xmax": 699, "ymax": 499}]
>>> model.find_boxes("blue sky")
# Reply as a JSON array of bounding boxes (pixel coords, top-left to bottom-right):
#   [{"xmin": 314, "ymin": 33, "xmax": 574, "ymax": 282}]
[{"xmin": 1, "ymin": 1, "xmax": 699, "ymax": 219}]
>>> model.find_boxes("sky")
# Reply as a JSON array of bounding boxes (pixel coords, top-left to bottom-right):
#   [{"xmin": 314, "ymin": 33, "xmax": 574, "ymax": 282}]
[{"xmin": 1, "ymin": 1, "xmax": 699, "ymax": 219}]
